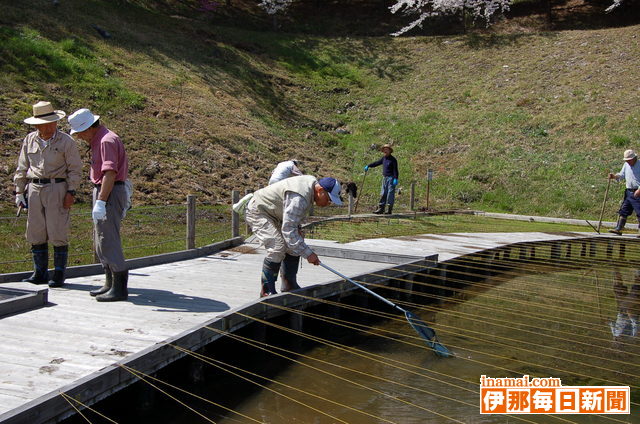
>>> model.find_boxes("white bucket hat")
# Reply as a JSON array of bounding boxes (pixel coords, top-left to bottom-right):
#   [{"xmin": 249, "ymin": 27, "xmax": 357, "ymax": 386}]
[
  {"xmin": 624, "ymin": 149, "xmax": 637, "ymax": 161},
  {"xmin": 23, "ymin": 101, "xmax": 66, "ymax": 125},
  {"xmin": 68, "ymin": 108, "xmax": 100, "ymax": 134}
]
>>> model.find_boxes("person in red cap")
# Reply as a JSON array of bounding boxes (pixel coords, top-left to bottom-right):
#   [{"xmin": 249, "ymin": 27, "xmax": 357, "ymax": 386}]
[
  {"xmin": 14, "ymin": 101, "xmax": 82, "ymax": 288},
  {"xmin": 245, "ymin": 175, "xmax": 342, "ymax": 297},
  {"xmin": 608, "ymin": 149, "xmax": 640, "ymax": 235}
]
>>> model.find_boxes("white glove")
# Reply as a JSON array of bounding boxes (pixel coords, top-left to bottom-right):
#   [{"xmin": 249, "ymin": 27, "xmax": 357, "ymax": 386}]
[
  {"xmin": 92, "ymin": 200, "xmax": 107, "ymax": 221},
  {"xmin": 15, "ymin": 193, "xmax": 26, "ymax": 208}
]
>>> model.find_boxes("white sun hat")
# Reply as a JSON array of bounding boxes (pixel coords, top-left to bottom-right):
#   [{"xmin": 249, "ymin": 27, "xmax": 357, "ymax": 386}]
[{"xmin": 68, "ymin": 108, "xmax": 100, "ymax": 134}]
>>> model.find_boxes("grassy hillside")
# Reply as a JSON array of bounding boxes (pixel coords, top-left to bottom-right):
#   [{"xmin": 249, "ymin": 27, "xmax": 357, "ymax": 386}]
[{"xmin": 1, "ymin": 0, "xmax": 639, "ymax": 221}]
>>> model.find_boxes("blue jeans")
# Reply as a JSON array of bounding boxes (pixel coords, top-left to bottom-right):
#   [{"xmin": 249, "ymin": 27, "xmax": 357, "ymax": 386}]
[{"xmin": 378, "ymin": 176, "xmax": 396, "ymax": 207}]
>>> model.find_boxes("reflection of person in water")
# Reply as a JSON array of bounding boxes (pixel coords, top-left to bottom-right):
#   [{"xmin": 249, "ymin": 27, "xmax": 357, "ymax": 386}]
[{"xmin": 610, "ymin": 271, "xmax": 639, "ymax": 338}]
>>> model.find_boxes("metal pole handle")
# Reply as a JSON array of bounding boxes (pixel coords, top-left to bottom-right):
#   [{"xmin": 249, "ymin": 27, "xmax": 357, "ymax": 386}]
[{"xmin": 320, "ymin": 262, "xmax": 399, "ymax": 310}]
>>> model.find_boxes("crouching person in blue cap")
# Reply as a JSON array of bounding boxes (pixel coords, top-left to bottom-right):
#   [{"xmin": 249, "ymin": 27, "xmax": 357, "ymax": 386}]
[{"xmin": 245, "ymin": 175, "xmax": 342, "ymax": 297}]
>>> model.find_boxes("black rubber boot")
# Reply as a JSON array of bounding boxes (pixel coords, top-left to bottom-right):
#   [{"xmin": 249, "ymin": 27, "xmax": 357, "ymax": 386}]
[
  {"xmin": 96, "ymin": 270, "xmax": 128, "ymax": 302},
  {"xmin": 22, "ymin": 243, "xmax": 49, "ymax": 284},
  {"xmin": 48, "ymin": 245, "xmax": 68, "ymax": 288},
  {"xmin": 373, "ymin": 205, "xmax": 385, "ymax": 214},
  {"xmin": 281, "ymin": 254, "xmax": 301, "ymax": 292},
  {"xmin": 90, "ymin": 266, "xmax": 113, "ymax": 297},
  {"xmin": 384, "ymin": 205, "xmax": 393, "ymax": 215},
  {"xmin": 260, "ymin": 259, "xmax": 281, "ymax": 297},
  {"xmin": 609, "ymin": 216, "xmax": 627, "ymax": 235}
]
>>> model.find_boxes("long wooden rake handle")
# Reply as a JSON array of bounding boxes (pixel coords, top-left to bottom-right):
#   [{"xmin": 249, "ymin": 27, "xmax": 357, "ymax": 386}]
[
  {"xmin": 353, "ymin": 169, "xmax": 367, "ymax": 214},
  {"xmin": 596, "ymin": 177, "xmax": 612, "ymax": 234}
]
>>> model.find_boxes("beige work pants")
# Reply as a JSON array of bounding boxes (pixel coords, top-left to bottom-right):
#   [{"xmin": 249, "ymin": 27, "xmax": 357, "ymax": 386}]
[
  {"xmin": 245, "ymin": 201, "xmax": 293, "ymax": 263},
  {"xmin": 26, "ymin": 181, "xmax": 69, "ymax": 246}
]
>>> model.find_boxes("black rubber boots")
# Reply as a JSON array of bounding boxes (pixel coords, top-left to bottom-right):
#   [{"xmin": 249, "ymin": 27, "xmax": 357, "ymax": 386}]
[
  {"xmin": 281, "ymin": 254, "xmax": 301, "ymax": 292},
  {"xmin": 22, "ymin": 243, "xmax": 48, "ymax": 284},
  {"xmin": 96, "ymin": 270, "xmax": 128, "ymax": 302},
  {"xmin": 90, "ymin": 266, "xmax": 113, "ymax": 297},
  {"xmin": 48, "ymin": 245, "xmax": 68, "ymax": 288},
  {"xmin": 609, "ymin": 216, "xmax": 627, "ymax": 235},
  {"xmin": 261, "ymin": 258, "xmax": 281, "ymax": 297}
]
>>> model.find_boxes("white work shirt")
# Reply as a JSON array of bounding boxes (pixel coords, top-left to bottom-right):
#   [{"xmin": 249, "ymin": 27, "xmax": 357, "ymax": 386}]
[
  {"xmin": 269, "ymin": 160, "xmax": 302, "ymax": 185},
  {"xmin": 281, "ymin": 192, "xmax": 313, "ymax": 258},
  {"xmin": 616, "ymin": 161, "xmax": 640, "ymax": 189}
]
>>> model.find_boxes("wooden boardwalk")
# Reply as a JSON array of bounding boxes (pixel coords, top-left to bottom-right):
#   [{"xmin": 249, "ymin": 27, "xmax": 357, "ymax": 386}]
[{"xmin": 0, "ymin": 231, "xmax": 610, "ymax": 423}]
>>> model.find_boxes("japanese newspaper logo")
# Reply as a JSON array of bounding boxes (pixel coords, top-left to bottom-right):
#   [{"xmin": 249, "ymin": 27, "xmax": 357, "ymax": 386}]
[{"xmin": 480, "ymin": 375, "xmax": 630, "ymax": 414}]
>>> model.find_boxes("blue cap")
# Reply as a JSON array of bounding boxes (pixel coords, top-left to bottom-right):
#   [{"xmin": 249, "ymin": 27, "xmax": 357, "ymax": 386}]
[{"xmin": 318, "ymin": 177, "xmax": 342, "ymax": 205}]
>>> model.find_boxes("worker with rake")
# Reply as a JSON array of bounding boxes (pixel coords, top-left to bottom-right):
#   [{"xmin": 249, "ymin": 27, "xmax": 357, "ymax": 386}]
[
  {"xmin": 608, "ymin": 149, "xmax": 640, "ymax": 235},
  {"xmin": 245, "ymin": 175, "xmax": 342, "ymax": 297},
  {"xmin": 365, "ymin": 143, "xmax": 398, "ymax": 215},
  {"xmin": 610, "ymin": 271, "xmax": 639, "ymax": 338}
]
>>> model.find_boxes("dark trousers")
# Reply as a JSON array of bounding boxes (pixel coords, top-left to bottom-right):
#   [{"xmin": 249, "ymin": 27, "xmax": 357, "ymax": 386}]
[
  {"xmin": 617, "ymin": 189, "xmax": 640, "ymax": 218},
  {"xmin": 93, "ymin": 185, "xmax": 127, "ymax": 272}
]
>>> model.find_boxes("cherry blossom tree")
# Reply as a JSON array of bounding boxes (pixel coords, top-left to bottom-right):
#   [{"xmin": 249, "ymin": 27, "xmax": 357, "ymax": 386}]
[
  {"xmin": 390, "ymin": 0, "xmax": 512, "ymax": 36},
  {"xmin": 605, "ymin": 0, "xmax": 624, "ymax": 11},
  {"xmin": 258, "ymin": 0, "xmax": 293, "ymax": 29},
  {"xmin": 258, "ymin": 0, "xmax": 293, "ymax": 15}
]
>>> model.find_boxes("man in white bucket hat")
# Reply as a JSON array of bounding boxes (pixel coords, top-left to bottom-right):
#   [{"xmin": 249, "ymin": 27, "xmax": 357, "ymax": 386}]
[
  {"xmin": 68, "ymin": 108, "xmax": 130, "ymax": 302},
  {"xmin": 268, "ymin": 159, "xmax": 303, "ymax": 185},
  {"xmin": 608, "ymin": 149, "xmax": 640, "ymax": 235},
  {"xmin": 14, "ymin": 101, "xmax": 82, "ymax": 288},
  {"xmin": 245, "ymin": 175, "xmax": 342, "ymax": 297}
]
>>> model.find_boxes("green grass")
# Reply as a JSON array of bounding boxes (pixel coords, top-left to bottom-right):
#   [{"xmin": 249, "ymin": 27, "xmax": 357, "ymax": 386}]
[
  {"xmin": 0, "ymin": 1, "xmax": 639, "ymax": 223},
  {"xmin": 306, "ymin": 214, "xmax": 591, "ymax": 243},
  {"xmin": 0, "ymin": 26, "xmax": 145, "ymax": 113},
  {"xmin": 0, "ymin": 204, "xmax": 237, "ymax": 274}
]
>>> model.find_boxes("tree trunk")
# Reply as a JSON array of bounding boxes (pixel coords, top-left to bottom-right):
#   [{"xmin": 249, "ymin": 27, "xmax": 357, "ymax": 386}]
[{"xmin": 545, "ymin": 0, "xmax": 553, "ymax": 26}]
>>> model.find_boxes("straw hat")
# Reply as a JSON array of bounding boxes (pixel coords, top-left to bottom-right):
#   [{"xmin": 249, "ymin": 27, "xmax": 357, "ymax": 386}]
[
  {"xmin": 23, "ymin": 101, "xmax": 66, "ymax": 125},
  {"xmin": 624, "ymin": 149, "xmax": 637, "ymax": 161},
  {"xmin": 380, "ymin": 144, "xmax": 393, "ymax": 153}
]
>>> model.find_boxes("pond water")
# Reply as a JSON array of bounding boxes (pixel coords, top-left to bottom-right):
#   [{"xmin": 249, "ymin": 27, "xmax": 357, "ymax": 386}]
[
  {"xmin": 63, "ymin": 262, "xmax": 640, "ymax": 423},
  {"xmin": 212, "ymin": 265, "xmax": 640, "ymax": 424}
]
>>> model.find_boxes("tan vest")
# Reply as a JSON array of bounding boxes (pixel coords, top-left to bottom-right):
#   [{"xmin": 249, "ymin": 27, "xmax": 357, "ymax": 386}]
[{"xmin": 252, "ymin": 175, "xmax": 316, "ymax": 222}]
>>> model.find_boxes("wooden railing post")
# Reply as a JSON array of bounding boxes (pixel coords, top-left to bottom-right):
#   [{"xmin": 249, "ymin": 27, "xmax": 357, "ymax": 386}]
[
  {"xmin": 245, "ymin": 189, "xmax": 252, "ymax": 235},
  {"xmin": 231, "ymin": 190, "xmax": 240, "ymax": 238},
  {"xmin": 410, "ymin": 181, "xmax": 415, "ymax": 211},
  {"xmin": 348, "ymin": 192, "xmax": 354, "ymax": 217},
  {"xmin": 426, "ymin": 169, "xmax": 433, "ymax": 210},
  {"xmin": 186, "ymin": 195, "xmax": 196, "ymax": 250}
]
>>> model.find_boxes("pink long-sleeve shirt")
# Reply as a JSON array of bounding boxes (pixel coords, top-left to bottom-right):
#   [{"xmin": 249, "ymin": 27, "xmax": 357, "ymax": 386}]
[{"xmin": 90, "ymin": 126, "xmax": 128, "ymax": 184}]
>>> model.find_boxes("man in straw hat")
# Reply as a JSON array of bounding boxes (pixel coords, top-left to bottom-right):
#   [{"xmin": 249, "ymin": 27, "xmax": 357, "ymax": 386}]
[
  {"xmin": 608, "ymin": 149, "xmax": 640, "ymax": 235},
  {"xmin": 245, "ymin": 175, "xmax": 342, "ymax": 297},
  {"xmin": 365, "ymin": 143, "xmax": 399, "ymax": 214},
  {"xmin": 68, "ymin": 108, "xmax": 130, "ymax": 302},
  {"xmin": 14, "ymin": 101, "xmax": 82, "ymax": 288}
]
